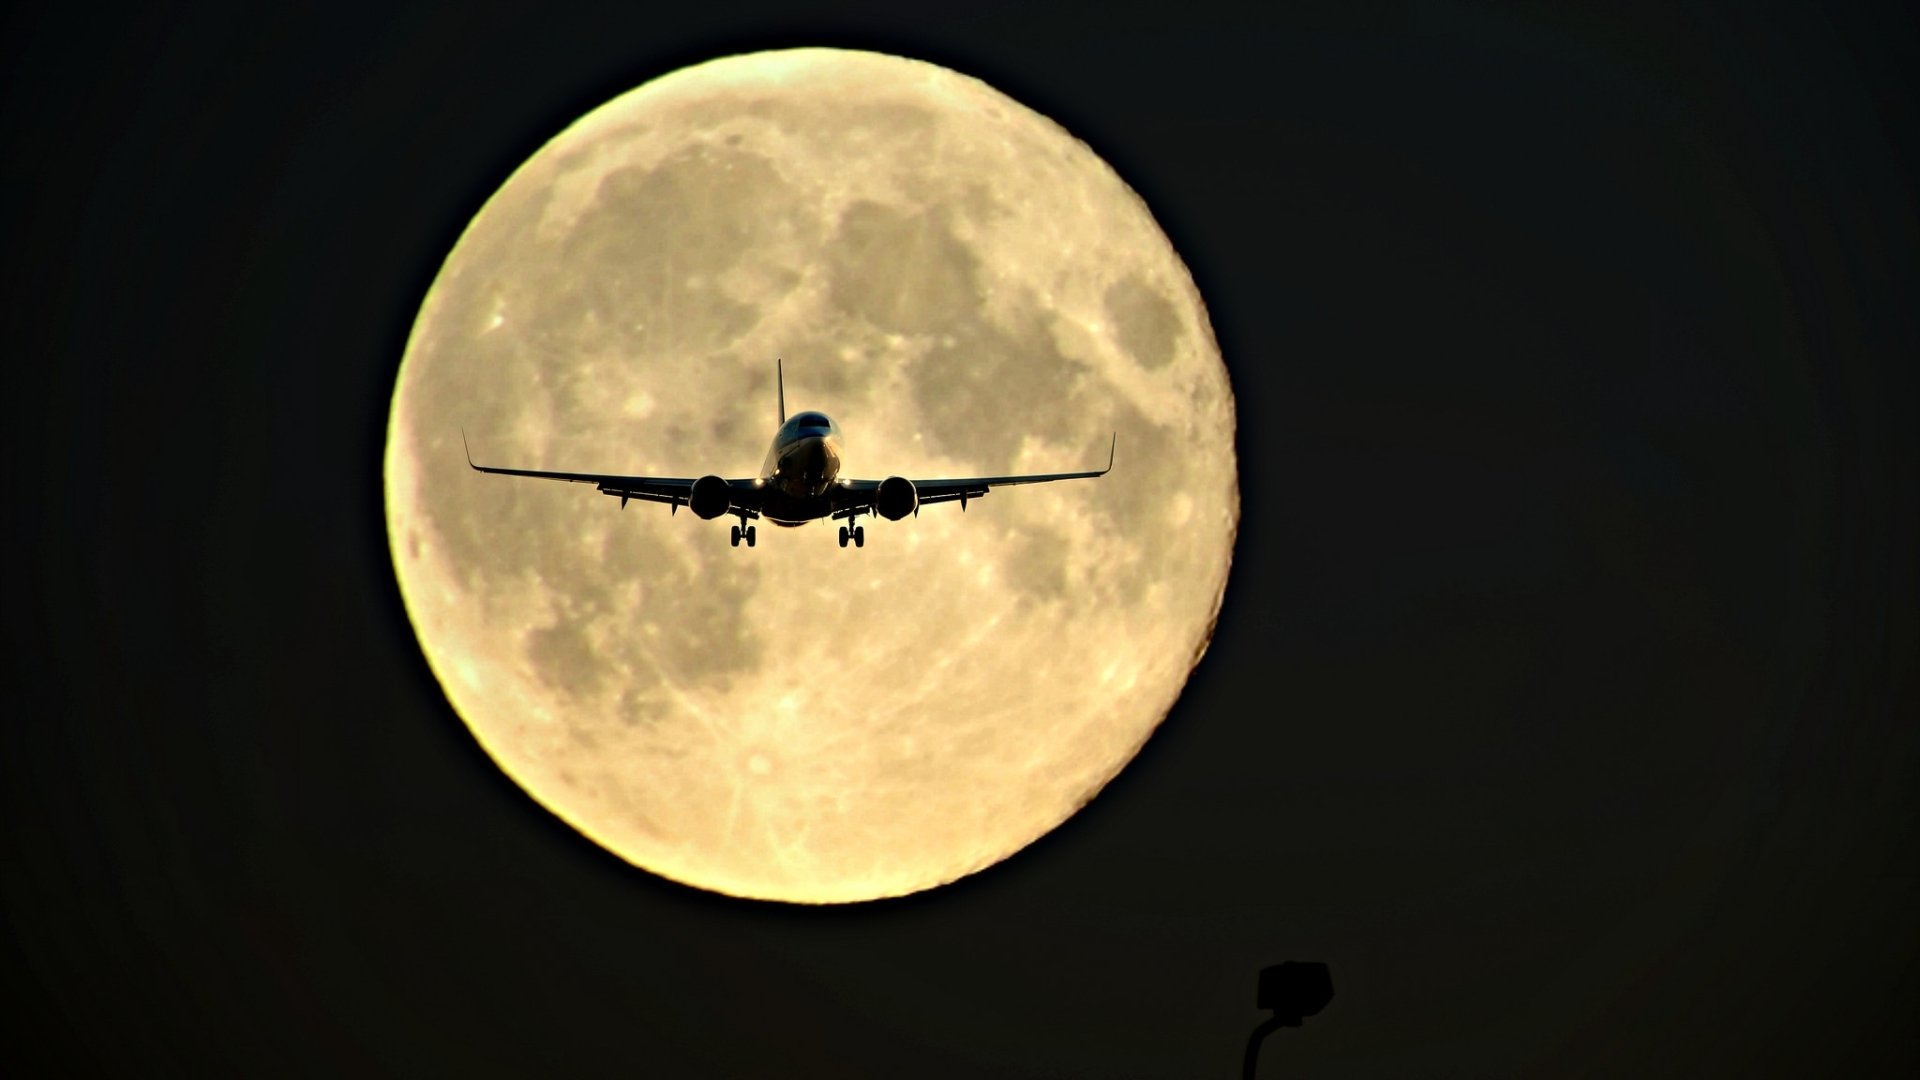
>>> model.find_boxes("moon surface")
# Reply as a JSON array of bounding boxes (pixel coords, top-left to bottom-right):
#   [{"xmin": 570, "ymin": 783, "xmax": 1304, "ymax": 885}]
[{"xmin": 384, "ymin": 49, "xmax": 1237, "ymax": 903}]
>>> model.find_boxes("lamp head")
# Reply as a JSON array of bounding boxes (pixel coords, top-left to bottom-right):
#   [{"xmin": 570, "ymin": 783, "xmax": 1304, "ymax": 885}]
[{"xmin": 1256, "ymin": 961, "xmax": 1334, "ymax": 1026}]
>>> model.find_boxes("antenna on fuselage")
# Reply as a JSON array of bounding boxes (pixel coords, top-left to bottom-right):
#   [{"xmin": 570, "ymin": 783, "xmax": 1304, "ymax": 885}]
[{"xmin": 776, "ymin": 358, "xmax": 786, "ymax": 426}]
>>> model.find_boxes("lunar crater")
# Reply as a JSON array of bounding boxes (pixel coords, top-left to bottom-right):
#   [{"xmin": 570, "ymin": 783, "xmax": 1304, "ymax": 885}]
[{"xmin": 828, "ymin": 200, "xmax": 980, "ymax": 333}]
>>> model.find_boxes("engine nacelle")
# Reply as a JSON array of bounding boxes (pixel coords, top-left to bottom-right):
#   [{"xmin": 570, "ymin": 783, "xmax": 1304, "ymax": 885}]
[
  {"xmin": 874, "ymin": 475, "xmax": 918, "ymax": 521},
  {"xmin": 688, "ymin": 475, "xmax": 732, "ymax": 520}
]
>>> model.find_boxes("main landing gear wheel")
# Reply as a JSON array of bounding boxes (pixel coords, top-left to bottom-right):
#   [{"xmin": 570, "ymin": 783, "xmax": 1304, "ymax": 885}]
[
  {"xmin": 730, "ymin": 525, "xmax": 741, "ymax": 547},
  {"xmin": 745, "ymin": 525, "xmax": 756, "ymax": 547},
  {"xmin": 839, "ymin": 524, "xmax": 866, "ymax": 549},
  {"xmin": 730, "ymin": 524, "xmax": 758, "ymax": 548},
  {"xmin": 837, "ymin": 525, "xmax": 849, "ymax": 548}
]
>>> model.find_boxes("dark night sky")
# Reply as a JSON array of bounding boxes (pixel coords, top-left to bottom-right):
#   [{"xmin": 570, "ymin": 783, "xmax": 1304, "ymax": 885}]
[{"xmin": 6, "ymin": 2, "xmax": 1915, "ymax": 1076}]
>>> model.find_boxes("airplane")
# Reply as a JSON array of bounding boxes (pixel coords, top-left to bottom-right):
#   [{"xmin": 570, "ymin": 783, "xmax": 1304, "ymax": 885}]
[{"xmin": 463, "ymin": 361, "xmax": 1114, "ymax": 548}]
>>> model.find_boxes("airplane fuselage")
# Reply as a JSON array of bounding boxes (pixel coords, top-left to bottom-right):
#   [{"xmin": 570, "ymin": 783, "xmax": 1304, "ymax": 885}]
[{"xmin": 757, "ymin": 409, "xmax": 843, "ymax": 526}]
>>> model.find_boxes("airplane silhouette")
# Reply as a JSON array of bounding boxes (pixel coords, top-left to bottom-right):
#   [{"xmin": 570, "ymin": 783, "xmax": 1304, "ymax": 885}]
[{"xmin": 464, "ymin": 361, "xmax": 1114, "ymax": 548}]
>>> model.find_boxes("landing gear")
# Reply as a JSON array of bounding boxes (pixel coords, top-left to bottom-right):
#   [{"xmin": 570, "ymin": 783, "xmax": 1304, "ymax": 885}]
[
  {"xmin": 729, "ymin": 522, "xmax": 757, "ymax": 548},
  {"xmin": 837, "ymin": 509, "xmax": 869, "ymax": 549}
]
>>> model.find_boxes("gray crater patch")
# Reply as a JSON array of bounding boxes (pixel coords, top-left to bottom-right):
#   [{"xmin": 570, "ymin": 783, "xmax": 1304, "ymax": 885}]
[
  {"xmin": 557, "ymin": 144, "xmax": 797, "ymax": 356},
  {"xmin": 1003, "ymin": 525, "xmax": 1074, "ymax": 604},
  {"xmin": 526, "ymin": 614, "xmax": 605, "ymax": 697},
  {"xmin": 594, "ymin": 513, "xmax": 764, "ymax": 687},
  {"xmin": 1103, "ymin": 275, "xmax": 1183, "ymax": 371},
  {"xmin": 910, "ymin": 309, "xmax": 1088, "ymax": 469},
  {"xmin": 829, "ymin": 201, "xmax": 980, "ymax": 334}
]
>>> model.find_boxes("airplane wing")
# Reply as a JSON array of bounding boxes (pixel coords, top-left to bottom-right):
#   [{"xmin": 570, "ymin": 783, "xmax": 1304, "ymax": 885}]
[
  {"xmin": 832, "ymin": 433, "xmax": 1115, "ymax": 519},
  {"xmin": 462, "ymin": 431, "xmax": 761, "ymax": 517}
]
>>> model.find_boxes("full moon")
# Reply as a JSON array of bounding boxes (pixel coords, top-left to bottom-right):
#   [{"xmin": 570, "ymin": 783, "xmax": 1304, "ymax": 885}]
[{"xmin": 385, "ymin": 49, "xmax": 1236, "ymax": 903}]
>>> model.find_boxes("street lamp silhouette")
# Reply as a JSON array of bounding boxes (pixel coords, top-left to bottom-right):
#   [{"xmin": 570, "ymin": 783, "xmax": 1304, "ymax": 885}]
[{"xmin": 1243, "ymin": 961, "xmax": 1333, "ymax": 1078}]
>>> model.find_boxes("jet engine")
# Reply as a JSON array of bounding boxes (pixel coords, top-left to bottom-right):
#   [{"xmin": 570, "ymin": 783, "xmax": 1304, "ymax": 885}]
[
  {"xmin": 874, "ymin": 475, "xmax": 918, "ymax": 521},
  {"xmin": 688, "ymin": 475, "xmax": 732, "ymax": 520}
]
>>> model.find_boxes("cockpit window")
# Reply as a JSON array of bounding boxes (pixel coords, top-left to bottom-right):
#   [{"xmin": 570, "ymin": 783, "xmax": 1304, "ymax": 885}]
[{"xmin": 792, "ymin": 411, "xmax": 833, "ymax": 430}]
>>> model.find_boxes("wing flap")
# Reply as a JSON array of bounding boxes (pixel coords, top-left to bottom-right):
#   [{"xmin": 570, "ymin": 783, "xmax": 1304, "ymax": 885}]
[
  {"xmin": 463, "ymin": 430, "xmax": 760, "ymax": 515},
  {"xmin": 835, "ymin": 434, "xmax": 1114, "ymax": 517}
]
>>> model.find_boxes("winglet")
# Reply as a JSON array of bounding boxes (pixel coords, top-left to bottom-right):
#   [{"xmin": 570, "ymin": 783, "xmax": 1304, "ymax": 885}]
[
  {"xmin": 776, "ymin": 358, "xmax": 786, "ymax": 426},
  {"xmin": 461, "ymin": 427, "xmax": 477, "ymax": 470},
  {"xmin": 1106, "ymin": 432, "xmax": 1117, "ymax": 474}
]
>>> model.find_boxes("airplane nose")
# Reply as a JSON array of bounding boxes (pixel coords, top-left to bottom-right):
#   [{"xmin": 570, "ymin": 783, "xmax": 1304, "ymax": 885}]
[{"xmin": 776, "ymin": 435, "xmax": 841, "ymax": 496}]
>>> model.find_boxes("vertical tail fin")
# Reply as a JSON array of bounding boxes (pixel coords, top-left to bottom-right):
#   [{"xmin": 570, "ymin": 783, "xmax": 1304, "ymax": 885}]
[{"xmin": 776, "ymin": 358, "xmax": 786, "ymax": 425}]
